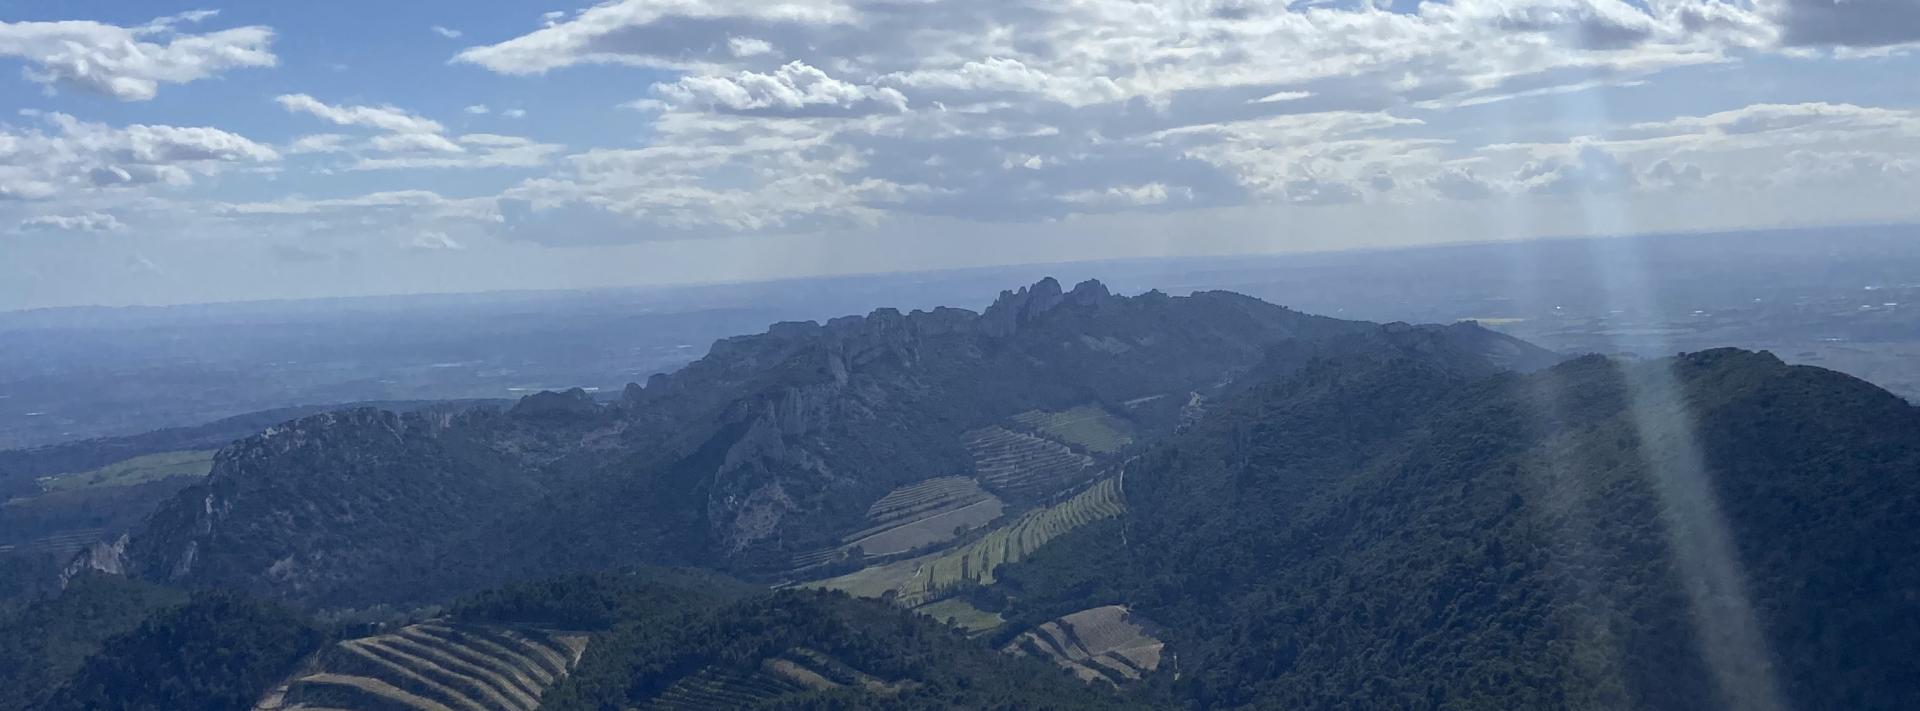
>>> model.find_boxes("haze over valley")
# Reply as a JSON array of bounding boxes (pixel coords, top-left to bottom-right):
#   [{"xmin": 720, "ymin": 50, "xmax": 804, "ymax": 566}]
[{"xmin": 4, "ymin": 0, "xmax": 1919, "ymax": 708}]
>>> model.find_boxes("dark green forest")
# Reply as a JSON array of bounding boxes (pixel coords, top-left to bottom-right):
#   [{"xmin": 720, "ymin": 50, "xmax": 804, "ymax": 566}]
[
  {"xmin": 44, "ymin": 590, "xmax": 322, "ymax": 711},
  {"xmin": 986, "ymin": 349, "xmax": 1920, "ymax": 709}
]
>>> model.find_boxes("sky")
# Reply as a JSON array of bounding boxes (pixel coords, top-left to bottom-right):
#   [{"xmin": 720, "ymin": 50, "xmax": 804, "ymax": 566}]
[{"xmin": 1, "ymin": 0, "xmax": 1917, "ymax": 310}]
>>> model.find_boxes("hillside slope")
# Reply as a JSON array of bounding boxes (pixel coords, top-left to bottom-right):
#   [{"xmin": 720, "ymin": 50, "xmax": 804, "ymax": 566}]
[
  {"xmin": 114, "ymin": 278, "xmax": 1555, "ymax": 608},
  {"xmin": 990, "ymin": 348, "xmax": 1920, "ymax": 709}
]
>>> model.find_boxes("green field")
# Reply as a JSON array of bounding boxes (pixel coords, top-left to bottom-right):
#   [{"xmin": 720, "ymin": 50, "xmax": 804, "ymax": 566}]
[
  {"xmin": 914, "ymin": 598, "xmax": 1005, "ymax": 635},
  {"xmin": 41, "ymin": 450, "xmax": 216, "ymax": 493},
  {"xmin": 808, "ymin": 477, "xmax": 1123, "ymax": 602},
  {"xmin": 1011, "ymin": 405, "xmax": 1134, "ymax": 454},
  {"xmin": 805, "ymin": 552, "xmax": 938, "ymax": 599},
  {"xmin": 272, "ymin": 621, "xmax": 586, "ymax": 711}
]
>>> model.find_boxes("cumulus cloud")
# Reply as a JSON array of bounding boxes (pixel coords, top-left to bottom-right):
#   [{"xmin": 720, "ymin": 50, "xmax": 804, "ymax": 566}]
[
  {"xmin": 494, "ymin": 112, "xmax": 909, "ymax": 242},
  {"xmin": 728, "ymin": 37, "xmax": 774, "ymax": 57},
  {"xmin": 454, "ymin": 0, "xmax": 857, "ymax": 74},
  {"xmin": 418, "ymin": 0, "xmax": 1920, "ymax": 244},
  {"xmin": 1428, "ymin": 166, "xmax": 1500, "ymax": 200},
  {"xmin": 18, "ymin": 211, "xmax": 125, "ymax": 233},
  {"xmin": 0, "ymin": 11, "xmax": 274, "ymax": 100},
  {"xmin": 1641, "ymin": 158, "xmax": 1706, "ymax": 189},
  {"xmin": 1516, "ymin": 146, "xmax": 1637, "ymax": 194},
  {"xmin": 651, "ymin": 61, "xmax": 907, "ymax": 115},
  {"xmin": 0, "ymin": 112, "xmax": 277, "ymax": 197},
  {"xmin": 1060, "ymin": 182, "xmax": 1187, "ymax": 208},
  {"xmin": 1774, "ymin": 149, "xmax": 1917, "ymax": 185}
]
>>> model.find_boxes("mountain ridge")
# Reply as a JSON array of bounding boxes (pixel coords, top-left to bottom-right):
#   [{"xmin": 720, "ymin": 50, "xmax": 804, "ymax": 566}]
[{"xmin": 103, "ymin": 279, "xmax": 1557, "ymax": 609}]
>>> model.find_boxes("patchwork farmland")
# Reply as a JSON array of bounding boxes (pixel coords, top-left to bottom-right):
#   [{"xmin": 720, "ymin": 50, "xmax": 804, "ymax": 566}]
[
  {"xmin": 262, "ymin": 621, "xmax": 586, "ymax": 711},
  {"xmin": 844, "ymin": 476, "xmax": 1006, "ymax": 556},
  {"xmin": 790, "ymin": 476, "xmax": 1007, "ymax": 571},
  {"xmin": 1004, "ymin": 605, "xmax": 1164, "ymax": 684},
  {"xmin": 1010, "ymin": 405, "xmax": 1134, "ymax": 454},
  {"xmin": 964, "ymin": 426, "xmax": 1096, "ymax": 499},
  {"xmin": 808, "ymin": 477, "xmax": 1125, "ymax": 606},
  {"xmin": 894, "ymin": 477, "xmax": 1125, "ymax": 606}
]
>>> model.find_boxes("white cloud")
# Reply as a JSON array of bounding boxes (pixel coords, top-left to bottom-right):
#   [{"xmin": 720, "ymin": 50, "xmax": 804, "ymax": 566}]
[
  {"xmin": 502, "ymin": 109, "xmax": 528, "ymax": 119},
  {"xmin": 1060, "ymin": 182, "xmax": 1186, "ymax": 208},
  {"xmin": 273, "ymin": 94, "xmax": 558, "ymax": 170},
  {"xmin": 0, "ymin": 112, "xmax": 277, "ymax": 198},
  {"xmin": 651, "ymin": 61, "xmax": 907, "ymax": 115},
  {"xmin": 1253, "ymin": 90, "xmax": 1314, "ymax": 104},
  {"xmin": 351, "ymin": 134, "xmax": 563, "ymax": 170},
  {"xmin": 495, "ymin": 112, "xmax": 910, "ymax": 242},
  {"xmin": 1773, "ymin": 149, "xmax": 1917, "ymax": 185},
  {"xmin": 276, "ymin": 94, "xmax": 446, "ymax": 135},
  {"xmin": 431, "ymin": 25, "xmax": 463, "ymax": 39},
  {"xmin": 465, "ymin": 104, "xmax": 492, "ymax": 115},
  {"xmin": 18, "ymin": 211, "xmax": 125, "ymax": 232},
  {"xmin": 0, "ymin": 12, "xmax": 274, "ymax": 100},
  {"xmin": 454, "ymin": 0, "xmax": 857, "ymax": 74},
  {"xmin": 371, "ymin": 132, "xmax": 466, "ymax": 154},
  {"xmin": 287, "ymin": 134, "xmax": 351, "ymax": 155},
  {"xmin": 728, "ymin": 37, "xmax": 774, "ymax": 57},
  {"xmin": 213, "ymin": 189, "xmax": 469, "ymax": 216},
  {"xmin": 407, "ymin": 231, "xmax": 466, "ymax": 250},
  {"xmin": 1428, "ymin": 166, "xmax": 1500, "ymax": 200}
]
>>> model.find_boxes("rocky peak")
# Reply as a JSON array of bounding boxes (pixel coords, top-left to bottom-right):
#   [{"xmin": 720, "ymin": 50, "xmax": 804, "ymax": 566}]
[
  {"xmin": 1066, "ymin": 278, "xmax": 1112, "ymax": 305},
  {"xmin": 510, "ymin": 387, "xmax": 601, "ymax": 419},
  {"xmin": 980, "ymin": 277, "xmax": 1073, "ymax": 337}
]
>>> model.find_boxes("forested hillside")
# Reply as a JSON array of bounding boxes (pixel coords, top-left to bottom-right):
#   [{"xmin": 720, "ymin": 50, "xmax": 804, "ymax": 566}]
[
  {"xmin": 987, "ymin": 348, "xmax": 1920, "ymax": 709},
  {"xmin": 111, "ymin": 278, "xmax": 1555, "ymax": 609},
  {"xmin": 14, "ymin": 280, "xmax": 1918, "ymax": 710}
]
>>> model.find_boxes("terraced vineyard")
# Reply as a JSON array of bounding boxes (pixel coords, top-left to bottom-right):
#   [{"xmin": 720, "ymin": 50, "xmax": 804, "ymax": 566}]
[
  {"xmin": 640, "ymin": 647, "xmax": 906, "ymax": 710},
  {"xmin": 265, "ymin": 621, "xmax": 586, "ymax": 711},
  {"xmin": 0, "ymin": 527, "xmax": 103, "ymax": 558},
  {"xmin": 1003, "ymin": 605, "xmax": 1164, "ymax": 684},
  {"xmin": 894, "ymin": 477, "xmax": 1125, "ymax": 606},
  {"xmin": 1010, "ymin": 406, "xmax": 1133, "ymax": 454},
  {"xmin": 843, "ymin": 476, "xmax": 1005, "ymax": 556},
  {"xmin": 964, "ymin": 426, "xmax": 1095, "ymax": 498},
  {"xmin": 790, "ymin": 477, "xmax": 1007, "ymax": 571}
]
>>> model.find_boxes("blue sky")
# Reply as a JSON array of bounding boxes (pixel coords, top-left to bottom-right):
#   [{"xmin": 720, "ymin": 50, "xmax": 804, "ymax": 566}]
[{"xmin": 2, "ymin": 0, "xmax": 1917, "ymax": 309}]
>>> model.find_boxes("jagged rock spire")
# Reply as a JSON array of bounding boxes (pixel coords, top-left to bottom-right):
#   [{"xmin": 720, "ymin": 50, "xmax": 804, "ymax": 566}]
[{"xmin": 981, "ymin": 276, "xmax": 1104, "ymax": 336}]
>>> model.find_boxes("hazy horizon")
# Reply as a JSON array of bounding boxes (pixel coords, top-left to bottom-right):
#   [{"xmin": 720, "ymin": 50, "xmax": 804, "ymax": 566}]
[
  {"xmin": 6, "ymin": 1, "xmax": 1919, "ymax": 311},
  {"xmin": 6, "ymin": 220, "xmax": 1914, "ymax": 313}
]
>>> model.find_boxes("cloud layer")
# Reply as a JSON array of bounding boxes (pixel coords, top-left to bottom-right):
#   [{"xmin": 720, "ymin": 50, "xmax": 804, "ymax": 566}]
[
  {"xmin": 2, "ymin": 2, "xmax": 1919, "ymax": 309},
  {"xmin": 0, "ymin": 11, "xmax": 274, "ymax": 100}
]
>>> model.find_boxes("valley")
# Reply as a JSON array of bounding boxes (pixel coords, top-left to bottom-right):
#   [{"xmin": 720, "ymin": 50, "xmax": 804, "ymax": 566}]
[{"xmin": 1, "ymin": 278, "xmax": 1917, "ymax": 710}]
